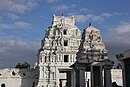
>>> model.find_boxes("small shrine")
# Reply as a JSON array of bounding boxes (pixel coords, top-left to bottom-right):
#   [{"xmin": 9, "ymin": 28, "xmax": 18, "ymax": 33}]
[{"xmin": 71, "ymin": 23, "xmax": 114, "ymax": 87}]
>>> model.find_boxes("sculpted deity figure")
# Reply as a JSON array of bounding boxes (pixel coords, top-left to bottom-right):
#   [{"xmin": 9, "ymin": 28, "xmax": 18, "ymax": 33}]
[{"xmin": 44, "ymin": 38, "xmax": 49, "ymax": 47}]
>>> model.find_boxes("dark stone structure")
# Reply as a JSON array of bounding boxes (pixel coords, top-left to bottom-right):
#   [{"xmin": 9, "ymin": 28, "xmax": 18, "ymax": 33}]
[{"xmin": 116, "ymin": 49, "xmax": 130, "ymax": 87}]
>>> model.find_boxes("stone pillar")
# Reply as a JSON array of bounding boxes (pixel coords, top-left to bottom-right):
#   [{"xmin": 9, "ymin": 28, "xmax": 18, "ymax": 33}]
[
  {"xmin": 92, "ymin": 66, "xmax": 103, "ymax": 87},
  {"xmin": 104, "ymin": 66, "xmax": 112, "ymax": 87},
  {"xmin": 67, "ymin": 71, "xmax": 71, "ymax": 87},
  {"xmin": 100, "ymin": 66, "xmax": 103, "ymax": 87},
  {"xmin": 85, "ymin": 72, "xmax": 87, "ymax": 87},
  {"xmin": 76, "ymin": 68, "xmax": 85, "ymax": 87},
  {"xmin": 91, "ymin": 66, "xmax": 94, "ymax": 87},
  {"xmin": 56, "ymin": 68, "xmax": 59, "ymax": 87},
  {"xmin": 76, "ymin": 69, "xmax": 80, "ymax": 87},
  {"xmin": 37, "ymin": 66, "xmax": 46, "ymax": 87},
  {"xmin": 79, "ymin": 69, "xmax": 85, "ymax": 87},
  {"xmin": 123, "ymin": 58, "xmax": 130, "ymax": 87},
  {"xmin": 71, "ymin": 70, "xmax": 76, "ymax": 87},
  {"xmin": 39, "ymin": 66, "xmax": 43, "ymax": 79},
  {"xmin": 122, "ymin": 62, "xmax": 126, "ymax": 87}
]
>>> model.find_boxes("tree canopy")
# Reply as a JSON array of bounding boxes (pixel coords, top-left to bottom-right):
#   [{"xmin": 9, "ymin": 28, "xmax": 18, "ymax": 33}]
[{"xmin": 15, "ymin": 62, "xmax": 30, "ymax": 69}]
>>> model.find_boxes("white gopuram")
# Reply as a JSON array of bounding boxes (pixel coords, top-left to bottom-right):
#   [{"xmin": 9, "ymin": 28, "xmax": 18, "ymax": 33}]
[{"xmin": 37, "ymin": 14, "xmax": 81, "ymax": 87}]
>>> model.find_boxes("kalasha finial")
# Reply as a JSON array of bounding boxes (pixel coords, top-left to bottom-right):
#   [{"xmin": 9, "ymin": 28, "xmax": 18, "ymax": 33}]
[
  {"xmin": 89, "ymin": 23, "xmax": 92, "ymax": 27},
  {"xmin": 62, "ymin": 13, "xmax": 64, "ymax": 16}
]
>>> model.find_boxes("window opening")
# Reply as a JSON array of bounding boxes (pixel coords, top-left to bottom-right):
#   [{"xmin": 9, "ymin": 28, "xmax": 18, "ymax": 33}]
[
  {"xmin": 64, "ymin": 40, "xmax": 68, "ymax": 46},
  {"xmin": 64, "ymin": 55, "xmax": 69, "ymax": 62},
  {"xmin": 12, "ymin": 71, "xmax": 16, "ymax": 76},
  {"xmin": 1, "ymin": 83, "xmax": 5, "ymax": 87},
  {"xmin": 63, "ymin": 30, "xmax": 67, "ymax": 35}
]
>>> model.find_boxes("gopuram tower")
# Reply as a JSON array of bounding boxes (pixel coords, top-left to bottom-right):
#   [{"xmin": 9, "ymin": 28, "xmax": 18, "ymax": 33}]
[
  {"xmin": 71, "ymin": 24, "xmax": 114, "ymax": 87},
  {"xmin": 37, "ymin": 14, "xmax": 81, "ymax": 87}
]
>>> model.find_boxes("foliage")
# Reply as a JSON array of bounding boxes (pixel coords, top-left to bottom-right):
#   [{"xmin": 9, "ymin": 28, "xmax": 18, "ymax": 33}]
[
  {"xmin": 116, "ymin": 53, "xmax": 124, "ymax": 60},
  {"xmin": 15, "ymin": 62, "xmax": 30, "ymax": 69}
]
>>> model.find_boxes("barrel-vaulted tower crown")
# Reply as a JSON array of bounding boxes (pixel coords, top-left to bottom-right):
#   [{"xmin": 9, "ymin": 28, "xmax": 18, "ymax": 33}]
[
  {"xmin": 52, "ymin": 14, "xmax": 75, "ymax": 27},
  {"xmin": 77, "ymin": 24, "xmax": 108, "ymax": 63}
]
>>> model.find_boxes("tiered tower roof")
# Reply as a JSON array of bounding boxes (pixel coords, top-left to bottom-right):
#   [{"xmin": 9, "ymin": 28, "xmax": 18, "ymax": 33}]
[
  {"xmin": 76, "ymin": 24, "xmax": 108, "ymax": 64},
  {"xmin": 38, "ymin": 14, "xmax": 81, "ymax": 65}
]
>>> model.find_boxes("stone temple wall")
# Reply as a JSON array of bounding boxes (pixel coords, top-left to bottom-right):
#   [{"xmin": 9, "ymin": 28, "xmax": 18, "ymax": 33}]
[
  {"xmin": 0, "ymin": 68, "xmax": 123, "ymax": 87},
  {"xmin": 0, "ymin": 68, "xmax": 38, "ymax": 87}
]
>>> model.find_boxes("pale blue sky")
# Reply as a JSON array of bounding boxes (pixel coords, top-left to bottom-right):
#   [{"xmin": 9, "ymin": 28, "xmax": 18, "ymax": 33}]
[{"xmin": 0, "ymin": 0, "xmax": 130, "ymax": 67}]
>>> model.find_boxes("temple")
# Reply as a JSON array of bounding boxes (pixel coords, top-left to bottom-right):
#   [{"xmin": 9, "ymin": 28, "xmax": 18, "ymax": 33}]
[{"xmin": 0, "ymin": 14, "xmax": 123, "ymax": 87}]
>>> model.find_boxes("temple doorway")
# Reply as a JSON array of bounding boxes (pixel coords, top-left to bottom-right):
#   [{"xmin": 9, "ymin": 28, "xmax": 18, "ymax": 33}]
[{"xmin": 59, "ymin": 70, "xmax": 71, "ymax": 87}]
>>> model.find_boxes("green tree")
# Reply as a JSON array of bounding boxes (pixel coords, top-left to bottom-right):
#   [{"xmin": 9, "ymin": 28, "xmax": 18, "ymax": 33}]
[
  {"xmin": 116, "ymin": 53, "xmax": 124, "ymax": 60},
  {"xmin": 15, "ymin": 62, "xmax": 30, "ymax": 69}
]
